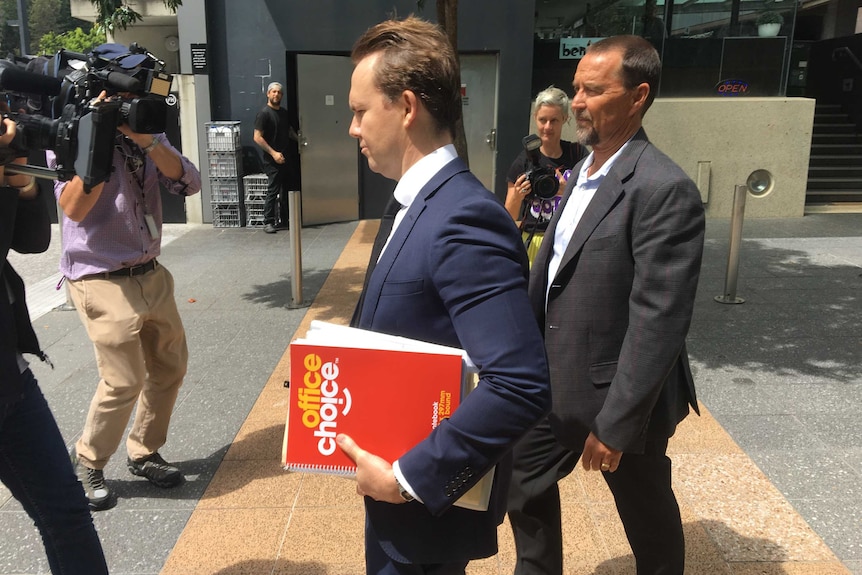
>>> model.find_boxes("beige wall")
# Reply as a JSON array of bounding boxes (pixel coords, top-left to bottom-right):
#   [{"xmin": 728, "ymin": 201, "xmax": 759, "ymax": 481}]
[
  {"xmin": 108, "ymin": 26, "xmax": 181, "ymax": 75},
  {"xmin": 177, "ymin": 75, "xmax": 203, "ymax": 224},
  {"xmin": 559, "ymin": 97, "xmax": 816, "ymax": 219}
]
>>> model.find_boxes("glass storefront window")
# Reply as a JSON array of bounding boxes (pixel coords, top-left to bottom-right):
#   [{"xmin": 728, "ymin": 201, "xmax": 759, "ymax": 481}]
[{"xmin": 533, "ymin": 0, "xmax": 797, "ymax": 97}]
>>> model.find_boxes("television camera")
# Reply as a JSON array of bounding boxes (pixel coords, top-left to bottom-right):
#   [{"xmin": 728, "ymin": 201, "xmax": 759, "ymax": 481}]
[{"xmin": 0, "ymin": 42, "xmax": 173, "ymax": 188}]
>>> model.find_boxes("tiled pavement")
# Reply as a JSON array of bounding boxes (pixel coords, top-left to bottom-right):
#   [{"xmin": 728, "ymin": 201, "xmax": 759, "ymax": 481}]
[{"xmin": 1, "ymin": 213, "xmax": 860, "ymax": 574}]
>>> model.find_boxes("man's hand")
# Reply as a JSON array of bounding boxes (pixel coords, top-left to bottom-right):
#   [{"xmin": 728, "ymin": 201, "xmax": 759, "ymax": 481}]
[
  {"xmin": 0, "ymin": 119, "xmax": 36, "ymax": 196},
  {"xmin": 336, "ymin": 434, "xmax": 405, "ymax": 504},
  {"xmin": 272, "ymin": 151, "xmax": 285, "ymax": 164},
  {"xmin": 581, "ymin": 432, "xmax": 622, "ymax": 473}
]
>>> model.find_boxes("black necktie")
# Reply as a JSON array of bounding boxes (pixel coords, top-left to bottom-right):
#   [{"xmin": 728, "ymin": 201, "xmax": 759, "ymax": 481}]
[{"xmin": 351, "ymin": 196, "xmax": 402, "ymax": 326}]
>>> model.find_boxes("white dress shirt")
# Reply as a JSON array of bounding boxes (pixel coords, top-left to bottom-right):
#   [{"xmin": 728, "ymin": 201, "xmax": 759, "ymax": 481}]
[
  {"xmin": 378, "ymin": 144, "xmax": 459, "ymax": 262},
  {"xmin": 546, "ymin": 141, "xmax": 631, "ymax": 304}
]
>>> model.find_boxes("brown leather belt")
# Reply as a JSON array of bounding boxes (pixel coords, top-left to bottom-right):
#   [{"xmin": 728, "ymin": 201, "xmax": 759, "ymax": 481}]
[{"xmin": 86, "ymin": 259, "xmax": 158, "ymax": 280}]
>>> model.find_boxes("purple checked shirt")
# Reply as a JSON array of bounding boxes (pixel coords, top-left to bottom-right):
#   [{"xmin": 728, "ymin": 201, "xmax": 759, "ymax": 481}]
[{"xmin": 47, "ymin": 134, "xmax": 201, "ymax": 280}]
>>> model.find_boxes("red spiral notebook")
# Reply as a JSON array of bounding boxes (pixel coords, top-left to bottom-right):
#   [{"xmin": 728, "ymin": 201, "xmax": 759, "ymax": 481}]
[{"xmin": 281, "ymin": 321, "xmax": 492, "ymax": 511}]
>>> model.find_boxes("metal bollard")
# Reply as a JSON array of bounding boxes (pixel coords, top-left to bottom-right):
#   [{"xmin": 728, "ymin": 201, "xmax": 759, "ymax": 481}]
[
  {"xmin": 714, "ymin": 184, "xmax": 747, "ymax": 304},
  {"xmin": 714, "ymin": 169, "xmax": 774, "ymax": 306},
  {"xmin": 286, "ymin": 190, "xmax": 309, "ymax": 309}
]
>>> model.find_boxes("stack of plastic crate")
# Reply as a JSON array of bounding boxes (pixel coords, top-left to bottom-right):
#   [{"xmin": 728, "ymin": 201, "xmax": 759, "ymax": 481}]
[
  {"xmin": 243, "ymin": 174, "xmax": 269, "ymax": 228},
  {"xmin": 205, "ymin": 121, "xmax": 245, "ymax": 227}
]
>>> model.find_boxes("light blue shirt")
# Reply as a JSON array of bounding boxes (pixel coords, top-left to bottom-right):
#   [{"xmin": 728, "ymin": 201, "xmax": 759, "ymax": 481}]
[{"xmin": 47, "ymin": 136, "xmax": 201, "ymax": 280}]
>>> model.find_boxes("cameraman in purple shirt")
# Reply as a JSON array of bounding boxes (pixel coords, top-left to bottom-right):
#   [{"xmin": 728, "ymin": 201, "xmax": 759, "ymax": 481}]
[{"xmin": 47, "ymin": 93, "xmax": 201, "ymax": 511}]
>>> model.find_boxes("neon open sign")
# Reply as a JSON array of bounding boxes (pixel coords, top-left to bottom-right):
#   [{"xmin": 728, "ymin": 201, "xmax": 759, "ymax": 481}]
[{"xmin": 715, "ymin": 78, "xmax": 750, "ymax": 96}]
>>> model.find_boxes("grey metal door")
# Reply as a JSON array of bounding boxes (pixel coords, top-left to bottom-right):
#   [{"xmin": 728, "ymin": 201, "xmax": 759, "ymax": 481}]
[
  {"xmin": 296, "ymin": 54, "xmax": 358, "ymax": 225},
  {"xmin": 459, "ymin": 54, "xmax": 499, "ymax": 192}
]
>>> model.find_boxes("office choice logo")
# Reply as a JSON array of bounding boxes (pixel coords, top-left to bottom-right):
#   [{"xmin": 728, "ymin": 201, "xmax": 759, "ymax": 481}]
[{"xmin": 297, "ymin": 353, "xmax": 352, "ymax": 457}]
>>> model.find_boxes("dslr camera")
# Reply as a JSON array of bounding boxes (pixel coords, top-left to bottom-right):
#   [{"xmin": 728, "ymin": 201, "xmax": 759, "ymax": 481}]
[
  {"xmin": 522, "ymin": 133, "xmax": 559, "ymax": 199},
  {"xmin": 0, "ymin": 42, "xmax": 173, "ymax": 188}
]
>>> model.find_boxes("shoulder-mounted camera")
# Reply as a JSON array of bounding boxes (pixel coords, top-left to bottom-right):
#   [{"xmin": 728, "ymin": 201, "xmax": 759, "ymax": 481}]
[{"xmin": 0, "ymin": 42, "xmax": 174, "ymax": 188}]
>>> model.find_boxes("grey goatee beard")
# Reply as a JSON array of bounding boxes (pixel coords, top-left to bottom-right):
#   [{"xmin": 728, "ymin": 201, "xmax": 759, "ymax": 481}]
[{"xmin": 576, "ymin": 122, "xmax": 599, "ymax": 147}]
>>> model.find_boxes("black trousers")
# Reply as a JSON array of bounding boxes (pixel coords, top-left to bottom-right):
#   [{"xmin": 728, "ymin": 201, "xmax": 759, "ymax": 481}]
[
  {"xmin": 507, "ymin": 418, "xmax": 684, "ymax": 575},
  {"xmin": 262, "ymin": 162, "xmax": 291, "ymax": 226}
]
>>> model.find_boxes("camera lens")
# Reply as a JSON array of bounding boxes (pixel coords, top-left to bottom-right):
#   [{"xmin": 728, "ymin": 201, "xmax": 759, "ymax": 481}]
[{"xmin": 530, "ymin": 171, "xmax": 559, "ymax": 199}]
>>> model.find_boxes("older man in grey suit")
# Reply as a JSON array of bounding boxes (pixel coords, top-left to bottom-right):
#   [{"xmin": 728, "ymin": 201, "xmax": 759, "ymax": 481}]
[{"xmin": 507, "ymin": 35, "xmax": 705, "ymax": 574}]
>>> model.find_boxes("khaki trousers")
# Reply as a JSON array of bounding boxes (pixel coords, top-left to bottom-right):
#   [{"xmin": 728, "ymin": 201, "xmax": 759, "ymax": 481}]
[{"xmin": 68, "ymin": 264, "xmax": 188, "ymax": 469}]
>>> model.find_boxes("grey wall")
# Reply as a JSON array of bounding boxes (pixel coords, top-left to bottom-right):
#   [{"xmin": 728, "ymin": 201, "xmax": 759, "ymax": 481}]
[{"xmin": 204, "ymin": 0, "xmax": 537, "ymax": 206}]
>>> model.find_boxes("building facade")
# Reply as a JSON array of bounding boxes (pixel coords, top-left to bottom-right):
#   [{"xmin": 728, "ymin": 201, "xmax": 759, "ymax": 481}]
[{"xmin": 74, "ymin": 0, "xmax": 862, "ymax": 222}]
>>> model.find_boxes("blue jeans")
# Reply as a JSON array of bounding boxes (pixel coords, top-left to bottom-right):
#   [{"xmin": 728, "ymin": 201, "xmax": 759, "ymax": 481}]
[{"xmin": 0, "ymin": 369, "xmax": 108, "ymax": 574}]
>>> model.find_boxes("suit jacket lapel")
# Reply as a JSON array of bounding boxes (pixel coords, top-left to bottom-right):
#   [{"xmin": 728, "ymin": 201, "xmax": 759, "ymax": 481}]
[
  {"xmin": 529, "ymin": 175, "xmax": 574, "ymax": 313},
  {"xmin": 357, "ymin": 158, "xmax": 469, "ymax": 327},
  {"xmin": 350, "ymin": 195, "xmax": 402, "ymax": 326},
  {"xmin": 542, "ymin": 129, "xmax": 651, "ymax": 287}
]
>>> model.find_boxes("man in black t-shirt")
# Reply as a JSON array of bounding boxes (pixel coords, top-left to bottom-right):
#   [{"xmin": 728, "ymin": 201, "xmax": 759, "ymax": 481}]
[{"xmin": 253, "ymin": 82, "xmax": 298, "ymax": 233}]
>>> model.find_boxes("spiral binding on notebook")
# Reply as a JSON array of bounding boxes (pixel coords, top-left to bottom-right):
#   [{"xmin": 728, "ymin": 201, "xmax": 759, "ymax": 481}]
[{"xmin": 285, "ymin": 463, "xmax": 356, "ymax": 476}]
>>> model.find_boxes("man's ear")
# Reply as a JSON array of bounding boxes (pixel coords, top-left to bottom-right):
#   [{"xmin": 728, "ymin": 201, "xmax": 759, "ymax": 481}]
[
  {"xmin": 631, "ymin": 83, "xmax": 650, "ymax": 116},
  {"xmin": 401, "ymin": 90, "xmax": 419, "ymax": 128}
]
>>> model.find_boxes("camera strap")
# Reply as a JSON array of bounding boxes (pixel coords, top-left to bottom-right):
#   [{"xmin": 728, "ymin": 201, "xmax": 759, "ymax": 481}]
[
  {"xmin": 117, "ymin": 136, "xmax": 146, "ymax": 189},
  {"xmin": 520, "ymin": 217, "xmax": 540, "ymax": 248},
  {"xmin": 116, "ymin": 136, "xmax": 158, "ymax": 239},
  {"xmin": 129, "ymin": 161, "xmax": 145, "ymax": 190}
]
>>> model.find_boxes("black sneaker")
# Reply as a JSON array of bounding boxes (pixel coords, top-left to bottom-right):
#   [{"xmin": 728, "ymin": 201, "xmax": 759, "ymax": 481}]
[
  {"xmin": 71, "ymin": 450, "xmax": 115, "ymax": 511},
  {"xmin": 127, "ymin": 452, "xmax": 184, "ymax": 488}
]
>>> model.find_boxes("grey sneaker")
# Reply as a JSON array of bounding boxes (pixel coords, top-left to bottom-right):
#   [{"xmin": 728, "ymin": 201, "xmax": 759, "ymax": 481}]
[
  {"xmin": 71, "ymin": 450, "xmax": 114, "ymax": 511},
  {"xmin": 127, "ymin": 452, "xmax": 184, "ymax": 488},
  {"xmin": 263, "ymin": 223, "xmax": 277, "ymax": 234}
]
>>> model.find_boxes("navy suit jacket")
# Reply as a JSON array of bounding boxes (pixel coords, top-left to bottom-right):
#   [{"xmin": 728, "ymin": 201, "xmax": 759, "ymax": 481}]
[
  {"xmin": 530, "ymin": 129, "xmax": 704, "ymax": 454},
  {"xmin": 355, "ymin": 157, "xmax": 551, "ymax": 564}
]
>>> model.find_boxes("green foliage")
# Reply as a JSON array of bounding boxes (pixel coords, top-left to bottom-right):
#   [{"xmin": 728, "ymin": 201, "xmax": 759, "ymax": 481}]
[
  {"xmin": 29, "ymin": 0, "xmax": 88, "ymax": 53},
  {"xmin": 38, "ymin": 26, "xmax": 107, "ymax": 55},
  {"xmin": 0, "ymin": 0, "xmax": 22, "ymax": 56},
  {"xmin": 91, "ymin": 0, "xmax": 182, "ymax": 33},
  {"xmin": 0, "ymin": 0, "xmax": 89, "ymax": 56},
  {"xmin": 756, "ymin": 10, "xmax": 783, "ymax": 26}
]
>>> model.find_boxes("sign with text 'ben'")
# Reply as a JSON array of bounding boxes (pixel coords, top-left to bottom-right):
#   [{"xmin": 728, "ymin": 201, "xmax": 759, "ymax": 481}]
[{"xmin": 559, "ymin": 38, "xmax": 604, "ymax": 60}]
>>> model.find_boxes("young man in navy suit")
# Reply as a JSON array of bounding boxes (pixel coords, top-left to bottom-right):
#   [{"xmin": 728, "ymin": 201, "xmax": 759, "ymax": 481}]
[
  {"xmin": 507, "ymin": 36, "xmax": 705, "ymax": 574},
  {"xmin": 335, "ymin": 16, "xmax": 552, "ymax": 575}
]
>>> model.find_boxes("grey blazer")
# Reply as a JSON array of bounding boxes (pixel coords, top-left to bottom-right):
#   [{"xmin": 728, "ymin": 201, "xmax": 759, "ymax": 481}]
[{"xmin": 530, "ymin": 128, "xmax": 705, "ymax": 454}]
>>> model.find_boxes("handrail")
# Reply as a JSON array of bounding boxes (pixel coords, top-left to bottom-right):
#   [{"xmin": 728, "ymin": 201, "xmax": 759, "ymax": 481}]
[{"xmin": 832, "ymin": 46, "xmax": 862, "ymax": 74}]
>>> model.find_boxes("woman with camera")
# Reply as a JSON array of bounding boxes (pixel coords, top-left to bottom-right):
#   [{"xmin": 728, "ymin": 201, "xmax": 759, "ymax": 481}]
[
  {"xmin": 505, "ymin": 86, "xmax": 586, "ymax": 265},
  {"xmin": 0, "ymin": 117, "xmax": 109, "ymax": 574}
]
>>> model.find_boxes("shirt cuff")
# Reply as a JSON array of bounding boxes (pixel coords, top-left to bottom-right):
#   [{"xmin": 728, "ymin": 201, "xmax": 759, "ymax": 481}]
[{"xmin": 392, "ymin": 460, "xmax": 423, "ymax": 504}]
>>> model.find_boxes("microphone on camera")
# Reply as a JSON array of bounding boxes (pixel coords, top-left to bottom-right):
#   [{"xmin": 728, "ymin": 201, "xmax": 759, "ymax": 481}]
[
  {"xmin": 93, "ymin": 69, "xmax": 143, "ymax": 94},
  {"xmin": 0, "ymin": 61, "xmax": 61, "ymax": 96}
]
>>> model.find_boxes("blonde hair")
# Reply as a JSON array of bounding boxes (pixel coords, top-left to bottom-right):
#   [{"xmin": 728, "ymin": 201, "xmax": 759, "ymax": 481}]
[{"xmin": 533, "ymin": 86, "xmax": 570, "ymax": 122}]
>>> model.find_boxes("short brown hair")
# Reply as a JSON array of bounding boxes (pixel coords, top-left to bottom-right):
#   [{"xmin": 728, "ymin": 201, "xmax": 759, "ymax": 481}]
[
  {"xmin": 351, "ymin": 16, "xmax": 460, "ymax": 136},
  {"xmin": 587, "ymin": 35, "xmax": 661, "ymax": 114}
]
